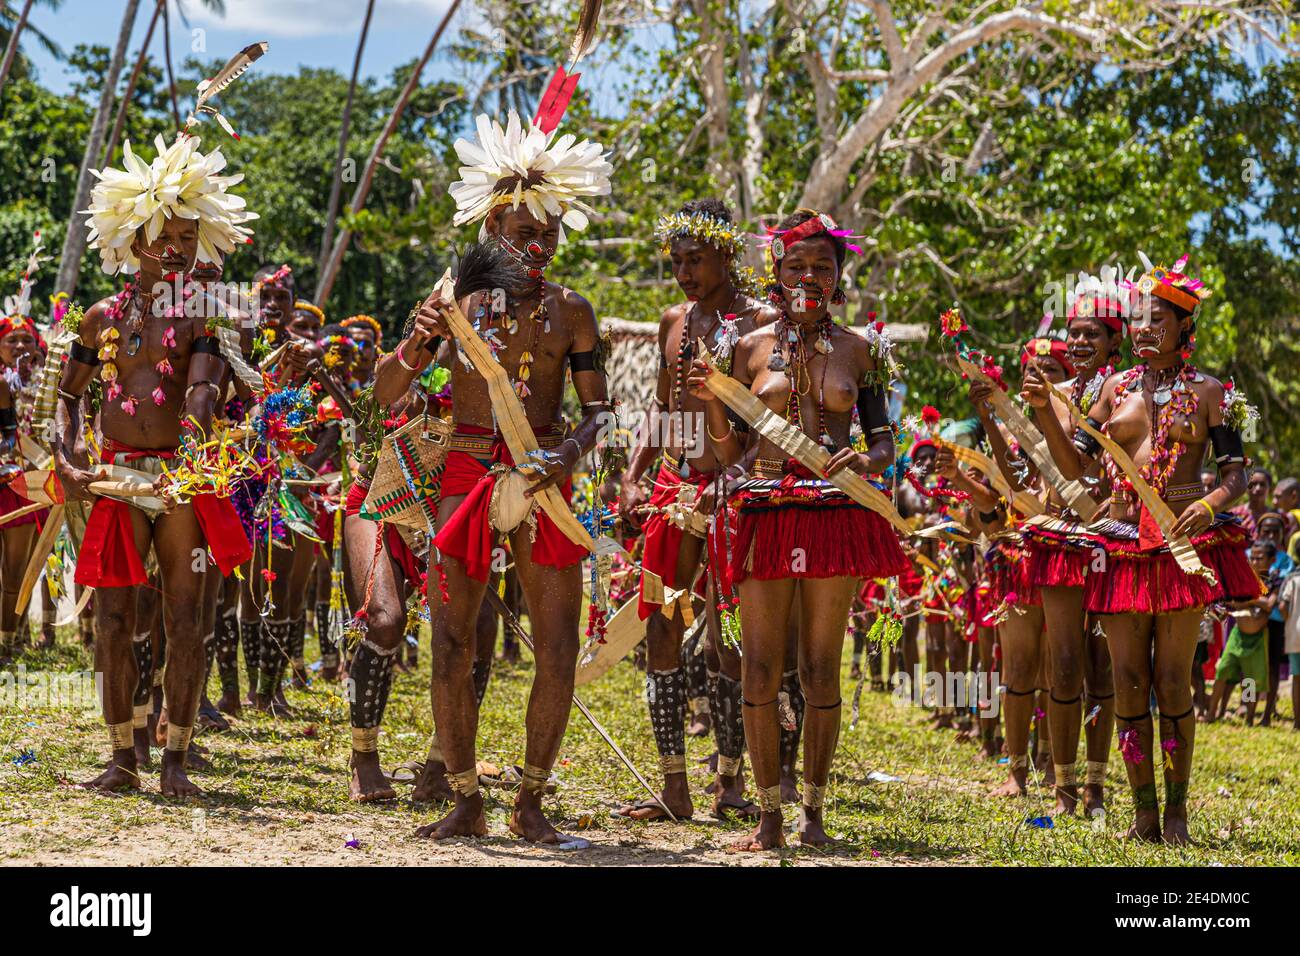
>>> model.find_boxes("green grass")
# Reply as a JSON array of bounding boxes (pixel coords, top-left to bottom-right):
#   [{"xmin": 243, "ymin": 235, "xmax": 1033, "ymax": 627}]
[{"xmin": 1, "ymin": 628, "xmax": 1297, "ymax": 866}]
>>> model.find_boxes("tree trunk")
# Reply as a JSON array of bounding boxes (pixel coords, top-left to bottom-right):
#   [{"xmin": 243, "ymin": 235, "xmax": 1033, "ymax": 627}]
[
  {"xmin": 103, "ymin": 0, "xmax": 163, "ymax": 167},
  {"xmin": 55, "ymin": 0, "xmax": 142, "ymax": 297},
  {"xmin": 161, "ymin": 0, "xmax": 179, "ymax": 129},
  {"xmin": 316, "ymin": 0, "xmax": 375, "ymax": 288},
  {"xmin": 315, "ymin": 0, "xmax": 462, "ymax": 308},
  {"xmin": 0, "ymin": 0, "xmax": 36, "ymax": 101}
]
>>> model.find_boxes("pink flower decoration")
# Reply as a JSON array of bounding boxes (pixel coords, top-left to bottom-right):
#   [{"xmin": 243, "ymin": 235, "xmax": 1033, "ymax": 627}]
[
  {"xmin": 106, "ymin": 383, "xmax": 122, "ymax": 401},
  {"xmin": 155, "ymin": 359, "xmax": 173, "ymax": 375},
  {"xmin": 161, "ymin": 326, "xmax": 176, "ymax": 348},
  {"xmin": 151, "ymin": 386, "xmax": 167, "ymax": 406},
  {"xmin": 121, "ymin": 397, "xmax": 138, "ymax": 416},
  {"xmin": 1118, "ymin": 726, "xmax": 1144, "ymax": 765},
  {"xmin": 1004, "ymin": 591, "xmax": 1019, "ymax": 605}
]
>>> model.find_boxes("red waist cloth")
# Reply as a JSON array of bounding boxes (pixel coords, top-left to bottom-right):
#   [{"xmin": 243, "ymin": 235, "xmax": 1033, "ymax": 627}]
[
  {"xmin": 432, "ymin": 425, "xmax": 586, "ymax": 583},
  {"xmin": 346, "ymin": 480, "xmax": 420, "ymax": 585},
  {"xmin": 638, "ymin": 460, "xmax": 719, "ymax": 620},
  {"xmin": 74, "ymin": 441, "xmax": 253, "ymax": 589},
  {"xmin": 0, "ymin": 483, "xmax": 46, "ymax": 529}
]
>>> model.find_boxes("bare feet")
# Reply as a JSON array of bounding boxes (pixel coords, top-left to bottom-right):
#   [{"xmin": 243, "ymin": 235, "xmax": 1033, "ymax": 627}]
[
  {"xmin": 160, "ymin": 750, "xmax": 202, "ymax": 797},
  {"xmin": 186, "ymin": 744, "xmax": 213, "ymax": 773},
  {"xmin": 509, "ymin": 794, "xmax": 582, "ymax": 845},
  {"xmin": 1162, "ymin": 807, "xmax": 1191, "ymax": 846},
  {"xmin": 990, "ymin": 765, "xmax": 1028, "ymax": 797},
  {"xmin": 1053, "ymin": 784, "xmax": 1079, "ymax": 817},
  {"xmin": 1083, "ymin": 783, "xmax": 1105, "ymax": 817},
  {"xmin": 617, "ymin": 773, "xmax": 691, "ymax": 821},
  {"xmin": 254, "ymin": 693, "xmax": 293, "ymax": 718},
  {"xmin": 412, "ymin": 760, "xmax": 454, "ymax": 803},
  {"xmin": 133, "ymin": 728, "xmax": 152, "ymax": 769},
  {"xmin": 798, "ymin": 807, "xmax": 837, "ymax": 847},
  {"xmin": 349, "ymin": 750, "xmax": 397, "ymax": 801},
  {"xmin": 415, "ymin": 794, "xmax": 488, "ymax": 840},
  {"xmin": 1124, "ymin": 808, "xmax": 1161, "ymax": 843},
  {"xmin": 78, "ymin": 750, "xmax": 141, "ymax": 793},
  {"xmin": 731, "ymin": 811, "xmax": 785, "ymax": 851},
  {"xmin": 849, "ymin": 662, "xmax": 862, "ymax": 681},
  {"xmin": 686, "ymin": 712, "xmax": 711, "ymax": 737},
  {"xmin": 216, "ymin": 688, "xmax": 242, "ymax": 717},
  {"xmin": 976, "ymin": 739, "xmax": 998, "ymax": 761},
  {"xmin": 197, "ymin": 697, "xmax": 231, "ymax": 732}
]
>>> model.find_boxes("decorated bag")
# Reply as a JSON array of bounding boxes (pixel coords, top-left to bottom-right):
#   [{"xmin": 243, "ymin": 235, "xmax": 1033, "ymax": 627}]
[{"xmin": 359, "ymin": 414, "xmax": 452, "ymax": 530}]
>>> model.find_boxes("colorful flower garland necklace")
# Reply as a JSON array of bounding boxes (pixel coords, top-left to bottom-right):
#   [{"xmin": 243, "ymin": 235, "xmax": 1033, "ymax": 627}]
[{"xmin": 98, "ymin": 283, "xmax": 192, "ymax": 416}]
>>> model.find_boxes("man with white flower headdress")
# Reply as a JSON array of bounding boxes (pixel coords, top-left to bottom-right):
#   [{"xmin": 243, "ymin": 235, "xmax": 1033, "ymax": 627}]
[
  {"xmin": 375, "ymin": 109, "xmax": 612, "ymax": 843},
  {"xmin": 55, "ymin": 130, "xmax": 256, "ymax": 796}
]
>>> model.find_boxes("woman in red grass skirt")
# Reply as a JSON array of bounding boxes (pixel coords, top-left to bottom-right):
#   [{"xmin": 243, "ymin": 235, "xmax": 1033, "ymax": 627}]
[
  {"xmin": 935, "ymin": 424, "xmax": 1046, "ymax": 798},
  {"xmin": 1017, "ymin": 284, "xmax": 1126, "ymax": 818},
  {"xmin": 687, "ymin": 209, "xmax": 908, "ymax": 851},
  {"xmin": 1024, "ymin": 256, "xmax": 1260, "ymax": 845},
  {"xmin": 0, "ymin": 315, "xmax": 49, "ymax": 661}
]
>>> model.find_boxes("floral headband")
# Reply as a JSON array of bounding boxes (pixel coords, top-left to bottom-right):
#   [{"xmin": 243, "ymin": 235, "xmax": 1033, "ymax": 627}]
[
  {"xmin": 655, "ymin": 212, "xmax": 747, "ymax": 260},
  {"xmin": 293, "ymin": 301, "xmax": 325, "ymax": 325},
  {"xmin": 253, "ymin": 264, "xmax": 293, "ymax": 294},
  {"xmin": 1020, "ymin": 337, "xmax": 1075, "ymax": 376},
  {"xmin": 342, "ymin": 314, "xmax": 383, "ymax": 342},
  {"xmin": 320, "ymin": 333, "xmax": 355, "ymax": 370},
  {"xmin": 1132, "ymin": 252, "xmax": 1210, "ymax": 315}
]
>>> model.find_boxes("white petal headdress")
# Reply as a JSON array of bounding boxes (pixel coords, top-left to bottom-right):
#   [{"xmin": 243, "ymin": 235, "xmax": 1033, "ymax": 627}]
[
  {"xmin": 82, "ymin": 133, "xmax": 258, "ymax": 276},
  {"xmin": 448, "ymin": 111, "xmax": 613, "ymax": 241}
]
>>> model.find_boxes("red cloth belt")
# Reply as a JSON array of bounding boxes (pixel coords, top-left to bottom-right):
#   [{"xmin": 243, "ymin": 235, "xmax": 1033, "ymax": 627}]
[
  {"xmin": 432, "ymin": 425, "xmax": 586, "ymax": 583},
  {"xmin": 345, "ymin": 479, "xmax": 420, "ymax": 584},
  {"xmin": 74, "ymin": 441, "xmax": 253, "ymax": 589},
  {"xmin": 638, "ymin": 460, "xmax": 720, "ymax": 620}
]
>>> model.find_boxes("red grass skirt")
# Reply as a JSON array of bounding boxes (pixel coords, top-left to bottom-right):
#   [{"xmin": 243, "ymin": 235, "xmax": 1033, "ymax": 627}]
[
  {"xmin": 1022, "ymin": 516, "xmax": 1093, "ymax": 589},
  {"xmin": 983, "ymin": 534, "xmax": 1040, "ymax": 607},
  {"xmin": 0, "ymin": 483, "xmax": 44, "ymax": 529},
  {"xmin": 731, "ymin": 477, "xmax": 908, "ymax": 583},
  {"xmin": 1082, "ymin": 517, "xmax": 1261, "ymax": 615}
]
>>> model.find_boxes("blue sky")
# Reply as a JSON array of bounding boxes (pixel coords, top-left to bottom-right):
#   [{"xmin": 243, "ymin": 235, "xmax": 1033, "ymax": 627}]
[{"xmin": 23, "ymin": 0, "xmax": 468, "ymax": 94}]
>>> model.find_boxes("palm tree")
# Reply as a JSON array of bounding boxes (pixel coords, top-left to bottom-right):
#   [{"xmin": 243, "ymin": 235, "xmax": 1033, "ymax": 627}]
[
  {"xmin": 317, "ymin": 0, "xmax": 465, "ymax": 307},
  {"xmin": 54, "ymin": 0, "xmax": 142, "ymax": 297},
  {"xmin": 317, "ymin": 0, "xmax": 376, "ymax": 283},
  {"xmin": 0, "ymin": 0, "xmax": 64, "ymax": 102},
  {"xmin": 103, "ymin": 0, "xmax": 164, "ymax": 166}
]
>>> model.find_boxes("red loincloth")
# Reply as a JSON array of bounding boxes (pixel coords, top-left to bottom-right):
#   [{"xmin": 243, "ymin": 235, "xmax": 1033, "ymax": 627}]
[
  {"xmin": 432, "ymin": 425, "xmax": 586, "ymax": 583},
  {"xmin": 637, "ymin": 459, "xmax": 722, "ymax": 620},
  {"xmin": 0, "ymin": 483, "xmax": 46, "ymax": 529},
  {"xmin": 74, "ymin": 441, "xmax": 252, "ymax": 589}
]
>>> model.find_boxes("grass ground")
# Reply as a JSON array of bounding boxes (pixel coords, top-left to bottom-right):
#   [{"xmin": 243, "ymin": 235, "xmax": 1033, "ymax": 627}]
[{"xmin": 1, "ymin": 628, "xmax": 1297, "ymax": 867}]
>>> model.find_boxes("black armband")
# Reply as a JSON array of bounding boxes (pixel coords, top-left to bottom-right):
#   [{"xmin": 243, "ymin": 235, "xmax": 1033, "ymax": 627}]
[
  {"xmin": 192, "ymin": 335, "xmax": 223, "ymax": 356},
  {"xmin": 1209, "ymin": 424, "xmax": 1244, "ymax": 466},
  {"xmin": 423, "ymin": 335, "xmax": 443, "ymax": 355},
  {"xmin": 856, "ymin": 383, "xmax": 891, "ymax": 439},
  {"xmin": 1072, "ymin": 417, "xmax": 1103, "ymax": 456},
  {"xmin": 69, "ymin": 341, "xmax": 100, "ymax": 366},
  {"xmin": 978, "ymin": 507, "xmax": 1002, "ymax": 524},
  {"xmin": 724, "ymin": 405, "xmax": 750, "ymax": 433},
  {"xmin": 0, "ymin": 407, "xmax": 15, "ymax": 431},
  {"xmin": 569, "ymin": 350, "xmax": 597, "ymax": 373}
]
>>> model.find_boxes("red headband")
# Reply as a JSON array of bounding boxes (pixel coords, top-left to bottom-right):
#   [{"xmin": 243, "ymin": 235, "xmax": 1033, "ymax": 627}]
[
  {"xmin": 1020, "ymin": 338, "xmax": 1075, "ymax": 376},
  {"xmin": 765, "ymin": 212, "xmax": 864, "ymax": 262},
  {"xmin": 1068, "ymin": 295, "xmax": 1125, "ymax": 333}
]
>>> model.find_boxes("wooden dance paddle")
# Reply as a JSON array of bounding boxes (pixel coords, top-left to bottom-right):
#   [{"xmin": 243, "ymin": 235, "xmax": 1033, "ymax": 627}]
[
  {"xmin": 936, "ymin": 438, "xmax": 1044, "ymax": 518},
  {"xmin": 8, "ymin": 468, "xmax": 157, "ymax": 507},
  {"xmin": 16, "ymin": 504, "xmax": 62, "ymax": 617},
  {"xmin": 575, "ymin": 586, "xmax": 690, "ymax": 688},
  {"xmin": 953, "ymin": 354, "xmax": 1099, "ymax": 522},
  {"xmin": 432, "ymin": 270, "xmax": 595, "ymax": 553},
  {"xmin": 696, "ymin": 345, "xmax": 912, "ymax": 537},
  {"xmin": 1040, "ymin": 378, "xmax": 1214, "ymax": 582}
]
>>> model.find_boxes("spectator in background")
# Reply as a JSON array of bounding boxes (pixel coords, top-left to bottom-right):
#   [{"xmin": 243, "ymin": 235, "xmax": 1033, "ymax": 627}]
[
  {"xmin": 1230, "ymin": 467, "xmax": 1273, "ymax": 541},
  {"xmin": 1273, "ymin": 476, "xmax": 1300, "ymax": 558},
  {"xmin": 1275, "ymin": 561, "xmax": 1300, "ymax": 732},
  {"xmin": 1255, "ymin": 512, "xmax": 1294, "ymax": 726}
]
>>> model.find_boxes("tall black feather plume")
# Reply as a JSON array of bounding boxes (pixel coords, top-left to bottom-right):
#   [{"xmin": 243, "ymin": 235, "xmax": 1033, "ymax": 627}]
[{"xmin": 453, "ymin": 242, "xmax": 531, "ymax": 301}]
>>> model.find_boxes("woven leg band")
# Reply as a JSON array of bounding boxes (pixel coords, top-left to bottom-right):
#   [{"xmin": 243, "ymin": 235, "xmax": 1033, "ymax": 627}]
[
  {"xmin": 1054, "ymin": 763, "xmax": 1078, "ymax": 787},
  {"xmin": 108, "ymin": 720, "xmax": 134, "ymax": 751},
  {"xmin": 132, "ymin": 703, "xmax": 149, "ymax": 729},
  {"xmin": 804, "ymin": 782, "xmax": 828, "ymax": 811},
  {"xmin": 165, "ymin": 724, "xmax": 193, "ymax": 753},
  {"xmin": 521, "ymin": 763, "xmax": 550, "ymax": 796},
  {"xmin": 1085, "ymin": 760, "xmax": 1108, "ymax": 786},
  {"xmin": 659, "ymin": 754, "xmax": 687, "ymax": 775},
  {"xmin": 447, "ymin": 767, "xmax": 480, "ymax": 798},
  {"xmin": 756, "ymin": 784, "xmax": 782, "ymax": 813},
  {"xmin": 717, "ymin": 755, "xmax": 743, "ymax": 777},
  {"xmin": 1009, "ymin": 754, "xmax": 1029, "ymax": 771},
  {"xmin": 352, "ymin": 726, "xmax": 380, "ymax": 752}
]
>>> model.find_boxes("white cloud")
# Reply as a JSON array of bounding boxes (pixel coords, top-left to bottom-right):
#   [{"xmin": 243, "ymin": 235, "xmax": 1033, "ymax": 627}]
[{"xmin": 187, "ymin": 0, "xmax": 454, "ymax": 40}]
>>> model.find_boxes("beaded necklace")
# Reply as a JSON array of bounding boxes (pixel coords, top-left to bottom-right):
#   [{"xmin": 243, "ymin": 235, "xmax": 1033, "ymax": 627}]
[
  {"xmin": 770, "ymin": 315, "xmax": 835, "ymax": 450},
  {"xmin": 1105, "ymin": 361, "xmax": 1198, "ymax": 500},
  {"xmin": 472, "ymin": 273, "xmax": 547, "ymax": 399},
  {"xmin": 671, "ymin": 295, "xmax": 740, "ymax": 411},
  {"xmin": 98, "ymin": 283, "xmax": 190, "ymax": 416},
  {"xmin": 1070, "ymin": 361, "xmax": 1114, "ymax": 416}
]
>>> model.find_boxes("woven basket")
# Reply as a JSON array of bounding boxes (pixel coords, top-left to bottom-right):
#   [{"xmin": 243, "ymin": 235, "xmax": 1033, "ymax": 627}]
[{"xmin": 359, "ymin": 414, "xmax": 452, "ymax": 530}]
